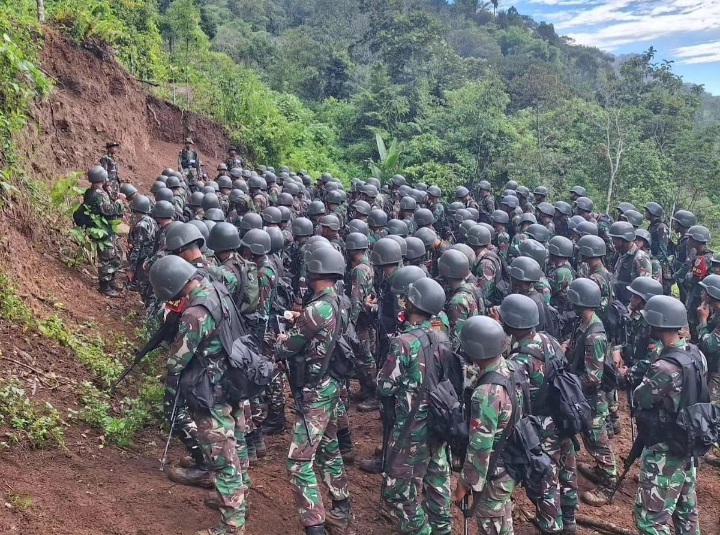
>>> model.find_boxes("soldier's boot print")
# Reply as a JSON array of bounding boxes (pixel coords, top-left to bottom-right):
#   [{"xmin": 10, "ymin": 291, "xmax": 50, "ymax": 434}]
[
  {"xmin": 324, "ymin": 498, "xmax": 351, "ymax": 535},
  {"xmin": 337, "ymin": 428, "xmax": 354, "ymax": 465}
]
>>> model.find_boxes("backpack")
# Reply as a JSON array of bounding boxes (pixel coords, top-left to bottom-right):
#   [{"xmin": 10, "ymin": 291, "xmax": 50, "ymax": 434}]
[
  {"xmin": 604, "ymin": 299, "xmax": 630, "ymax": 346},
  {"xmin": 223, "ymin": 256, "xmax": 260, "ymax": 315},
  {"xmin": 479, "ymin": 369, "xmax": 553, "ymax": 494},
  {"xmin": 223, "ymin": 333, "xmax": 275, "ymax": 402},
  {"xmin": 317, "ymin": 294, "xmax": 357, "ymax": 382},
  {"xmin": 73, "ymin": 203, "xmax": 94, "ymax": 229},
  {"xmin": 525, "ymin": 333, "xmax": 593, "ymax": 440},
  {"xmin": 571, "ymin": 320, "xmax": 618, "ymax": 393}
]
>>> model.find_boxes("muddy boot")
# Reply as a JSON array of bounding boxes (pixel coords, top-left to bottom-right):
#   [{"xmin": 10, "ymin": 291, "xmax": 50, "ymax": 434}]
[
  {"xmin": 194, "ymin": 527, "xmax": 244, "ymax": 535},
  {"xmin": 357, "ymin": 397, "xmax": 381, "ymax": 412},
  {"xmin": 305, "ymin": 526, "xmax": 327, "ymax": 535},
  {"xmin": 180, "ymin": 445, "xmax": 207, "ymax": 470},
  {"xmin": 109, "ymin": 276, "xmax": 124, "ymax": 292},
  {"xmin": 581, "ymin": 480, "xmax": 616, "ymax": 507},
  {"xmin": 577, "ymin": 462, "xmax": 606, "ymax": 485},
  {"xmin": 610, "ymin": 415, "xmax": 621, "ymax": 436},
  {"xmin": 337, "ymin": 428, "xmax": 355, "ymax": 465},
  {"xmin": 262, "ymin": 411, "xmax": 286, "ymax": 436},
  {"xmin": 325, "ymin": 498, "xmax": 351, "ymax": 535},
  {"xmin": 99, "ymin": 280, "xmax": 121, "ymax": 298},
  {"xmin": 253, "ymin": 431, "xmax": 267, "ymax": 458},
  {"xmin": 357, "ymin": 458, "xmax": 381, "ymax": 474},
  {"xmin": 166, "ymin": 466, "xmax": 213, "ymax": 488},
  {"xmin": 561, "ymin": 506, "xmax": 576, "ymax": 534},
  {"xmin": 246, "ymin": 432, "xmax": 258, "ymax": 463}
]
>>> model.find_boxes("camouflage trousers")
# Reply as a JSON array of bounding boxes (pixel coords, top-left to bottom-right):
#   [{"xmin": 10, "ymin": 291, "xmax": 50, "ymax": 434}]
[
  {"xmin": 232, "ymin": 403, "xmax": 252, "ymax": 488},
  {"xmin": 164, "ymin": 384, "xmax": 202, "ymax": 465},
  {"xmin": 709, "ymin": 372, "xmax": 720, "ymax": 404},
  {"xmin": 247, "ymin": 397, "xmax": 264, "ymax": 432},
  {"xmin": 195, "ymin": 402, "xmax": 247, "ymax": 529},
  {"xmin": 266, "ymin": 370, "xmax": 287, "ymax": 416},
  {"xmin": 607, "ymin": 389, "xmax": 620, "ymax": 427},
  {"xmin": 634, "ymin": 446, "xmax": 700, "ymax": 535},
  {"xmin": 383, "ymin": 440, "xmax": 452, "ymax": 535},
  {"xmin": 96, "ymin": 235, "xmax": 122, "ymax": 283},
  {"xmin": 472, "ymin": 471, "xmax": 517, "ymax": 535},
  {"xmin": 355, "ymin": 324, "xmax": 377, "ymax": 370},
  {"xmin": 582, "ymin": 393, "xmax": 617, "ymax": 480},
  {"xmin": 286, "ymin": 376, "xmax": 350, "ymax": 528},
  {"xmin": 335, "ymin": 381, "xmax": 350, "ymax": 432},
  {"xmin": 528, "ymin": 416, "xmax": 577, "ymax": 533}
]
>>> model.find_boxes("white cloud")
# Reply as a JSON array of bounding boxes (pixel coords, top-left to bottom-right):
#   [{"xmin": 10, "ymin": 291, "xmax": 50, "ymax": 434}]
[{"xmin": 673, "ymin": 41, "xmax": 720, "ymax": 64}]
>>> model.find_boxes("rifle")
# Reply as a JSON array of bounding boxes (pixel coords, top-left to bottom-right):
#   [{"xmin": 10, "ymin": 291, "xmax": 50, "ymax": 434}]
[
  {"xmin": 461, "ymin": 494, "xmax": 470, "ymax": 535},
  {"xmin": 160, "ymin": 384, "xmax": 181, "ymax": 471},
  {"xmin": 607, "ymin": 432, "xmax": 645, "ymax": 503},
  {"xmin": 111, "ymin": 311, "xmax": 180, "ymax": 391},
  {"xmin": 379, "ymin": 395, "xmax": 396, "ymax": 503}
]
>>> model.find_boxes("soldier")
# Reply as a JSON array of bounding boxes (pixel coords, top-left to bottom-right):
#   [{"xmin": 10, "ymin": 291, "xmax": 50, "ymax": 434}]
[
  {"xmin": 226, "ymin": 147, "xmax": 243, "ymax": 170},
  {"xmin": 426, "ymin": 186, "xmax": 445, "ymax": 228},
  {"xmin": 569, "ymin": 186, "xmax": 586, "ymax": 203},
  {"xmin": 683, "ymin": 225, "xmax": 713, "ymax": 338},
  {"xmin": 508, "ymin": 256, "xmax": 551, "ymax": 333},
  {"xmin": 454, "ymin": 315, "xmax": 518, "ymax": 535},
  {"xmin": 697, "ymin": 274, "xmax": 720, "ymax": 402},
  {"xmin": 565, "ymin": 279, "xmax": 618, "ymax": 506},
  {"xmin": 248, "ymin": 176, "xmax": 268, "ymax": 213},
  {"xmin": 576, "ymin": 235, "xmax": 613, "ymax": 321},
  {"xmin": 127, "ymin": 194, "xmax": 157, "ymax": 300},
  {"xmin": 319, "ymin": 215, "xmax": 345, "ymax": 255},
  {"xmin": 438, "ymin": 249, "xmax": 480, "ymax": 350},
  {"xmin": 644, "ymin": 202, "xmax": 671, "ymax": 291},
  {"xmin": 632, "ymin": 295, "xmax": 704, "ymax": 535},
  {"xmin": 635, "ymin": 229, "xmax": 662, "ymax": 284},
  {"xmin": 533, "ymin": 186, "xmax": 549, "ymax": 206},
  {"xmin": 573, "ymin": 196, "xmax": 594, "ymax": 222},
  {"xmin": 456, "ymin": 186, "xmax": 479, "ymax": 211},
  {"xmin": 325, "ymin": 190, "xmax": 346, "ymax": 228},
  {"xmin": 368, "ymin": 238, "xmax": 404, "ymax": 366},
  {"xmin": 399, "ymin": 196, "xmax": 417, "ymax": 235},
  {"xmin": 546, "ymin": 236, "xmax": 575, "ymax": 314},
  {"xmin": 83, "ymin": 166, "xmax": 125, "ymax": 297},
  {"xmin": 368, "ymin": 209, "xmax": 389, "ymax": 247},
  {"xmin": 609, "ymin": 221, "xmax": 652, "ymax": 306},
  {"xmin": 149, "ymin": 256, "xmax": 248, "ymax": 535},
  {"xmin": 288, "ymin": 217, "xmax": 315, "ymax": 295},
  {"xmin": 276, "ymin": 247, "xmax": 351, "ymax": 535},
  {"xmin": 552, "ymin": 202, "xmax": 572, "ymax": 240},
  {"xmin": 307, "ymin": 200, "xmax": 327, "ymax": 233},
  {"xmin": 506, "ymin": 212, "xmax": 536, "ymax": 263},
  {"xmin": 166, "ymin": 175, "xmax": 187, "ymax": 221},
  {"xmin": 467, "ymin": 225, "xmax": 501, "ymax": 308},
  {"xmin": 490, "ymin": 210, "xmax": 511, "ymax": 260},
  {"xmin": 378, "ymin": 278, "xmax": 453, "ymax": 535},
  {"xmin": 518, "ymin": 239, "xmax": 552, "ymax": 306},
  {"xmin": 178, "ymin": 137, "xmax": 201, "ymax": 179},
  {"xmin": 476, "ymin": 181, "xmax": 496, "ymax": 224},
  {"xmin": 516, "ymin": 186, "xmax": 534, "ymax": 214},
  {"xmin": 100, "ymin": 141, "xmax": 121, "ymax": 199},
  {"xmin": 501, "ymin": 293, "xmax": 576, "ymax": 534},
  {"xmin": 671, "ymin": 210, "xmax": 697, "ymax": 302},
  {"xmin": 500, "ymin": 196, "xmax": 523, "ymax": 238}
]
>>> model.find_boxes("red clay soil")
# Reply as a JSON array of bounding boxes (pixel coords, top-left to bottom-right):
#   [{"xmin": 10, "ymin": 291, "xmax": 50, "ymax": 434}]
[{"xmin": 0, "ymin": 29, "xmax": 719, "ymax": 535}]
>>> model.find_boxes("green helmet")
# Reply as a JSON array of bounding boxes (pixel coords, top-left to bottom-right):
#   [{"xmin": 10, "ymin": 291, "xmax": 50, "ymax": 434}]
[
  {"xmin": 644, "ymin": 202, "xmax": 664, "ymax": 218},
  {"xmin": 386, "ymin": 234, "xmax": 407, "ymax": 257},
  {"xmin": 347, "ymin": 219, "xmax": 369, "ymax": 236},
  {"xmin": 671, "ymin": 210, "xmax": 697, "ymax": 229},
  {"xmin": 307, "ymin": 247, "xmax": 345, "ymax": 277},
  {"xmin": 370, "ymin": 238, "xmax": 402, "ymax": 266},
  {"xmin": 525, "ymin": 224, "xmax": 551, "ymax": 244},
  {"xmin": 204, "ymin": 208, "xmax": 225, "ymax": 223},
  {"xmin": 291, "ymin": 217, "xmax": 314, "ymax": 238},
  {"xmin": 391, "ymin": 266, "xmax": 427, "ymax": 295},
  {"xmin": 454, "ymin": 209, "xmax": 473, "ymax": 223},
  {"xmin": 405, "ymin": 237, "xmax": 426, "ymax": 262},
  {"xmin": 207, "ymin": 222, "xmax": 241, "ymax": 252},
  {"xmin": 700, "ymin": 274, "xmax": 720, "ymax": 300},
  {"xmin": 368, "ymin": 209, "xmax": 388, "ymax": 228},
  {"xmin": 622, "ymin": 210, "xmax": 644, "ymax": 228},
  {"xmin": 460, "ymin": 316, "xmax": 507, "ymax": 362},
  {"xmin": 166, "ymin": 223, "xmax": 205, "ymax": 252},
  {"xmin": 278, "ymin": 192, "xmax": 294, "ymax": 207},
  {"xmin": 491, "ymin": 210, "xmax": 510, "ymax": 225},
  {"xmin": 567, "ymin": 278, "xmax": 601, "ymax": 308},
  {"xmin": 149, "ymin": 255, "xmax": 197, "ymax": 301},
  {"xmin": 608, "ymin": 221, "xmax": 636, "ymax": 242},
  {"xmin": 414, "ymin": 227, "xmax": 437, "ymax": 248},
  {"xmin": 438, "ymin": 249, "xmax": 470, "ymax": 279},
  {"xmin": 190, "ymin": 191, "xmax": 205, "ymax": 207},
  {"xmin": 455, "ymin": 186, "xmax": 470, "ymax": 199},
  {"xmin": 387, "ymin": 219, "xmax": 409, "ymax": 237},
  {"xmin": 130, "ymin": 194, "xmax": 151, "ymax": 214},
  {"xmin": 570, "ymin": 185, "xmax": 587, "ymax": 197},
  {"xmin": 627, "ymin": 277, "xmax": 663, "ymax": 303},
  {"xmin": 320, "ymin": 214, "xmax": 341, "ymax": 231},
  {"xmin": 326, "ymin": 190, "xmax": 344, "ymax": 205},
  {"xmin": 88, "ymin": 165, "xmax": 108, "ymax": 183},
  {"xmin": 508, "ymin": 256, "xmax": 543, "ymax": 282},
  {"xmin": 478, "ymin": 180, "xmax": 492, "ymax": 192},
  {"xmin": 353, "ymin": 200, "xmax": 372, "ymax": 216},
  {"xmin": 240, "ymin": 212, "xmax": 263, "ymax": 232},
  {"xmin": 414, "ymin": 208, "xmax": 434, "ymax": 228},
  {"xmin": 573, "ymin": 196, "xmax": 594, "ymax": 213},
  {"xmin": 547, "ymin": 235, "xmax": 573, "ymax": 258},
  {"xmin": 151, "ymin": 200, "xmax": 175, "ymax": 219},
  {"xmin": 278, "ymin": 206, "xmax": 292, "ymax": 223},
  {"xmin": 400, "ymin": 196, "xmax": 417, "ymax": 211},
  {"xmin": 451, "ymin": 243, "xmax": 476, "ymax": 268},
  {"xmin": 155, "ymin": 188, "xmax": 173, "ymax": 203},
  {"xmin": 407, "ymin": 278, "xmax": 446, "ymax": 315},
  {"xmin": 533, "ymin": 186, "xmax": 549, "ymax": 198},
  {"xmin": 516, "ymin": 185, "xmax": 530, "ymax": 198},
  {"xmin": 262, "ymin": 206, "xmax": 282, "ymax": 225},
  {"xmin": 574, "ymin": 220, "xmax": 598, "ymax": 237},
  {"xmin": 518, "ymin": 239, "xmax": 548, "ymax": 266},
  {"xmin": 120, "ymin": 183, "xmax": 138, "ymax": 198},
  {"xmin": 166, "ymin": 176, "xmax": 182, "ymax": 189},
  {"xmin": 500, "ymin": 294, "xmax": 539, "ymax": 329},
  {"xmin": 151, "ymin": 180, "xmax": 166, "ymax": 193},
  {"xmin": 635, "ymin": 229, "xmax": 652, "ymax": 247},
  {"xmin": 687, "ymin": 225, "xmax": 711, "ymax": 243},
  {"xmin": 501, "ymin": 196, "xmax": 518, "ymax": 210},
  {"xmin": 641, "ymin": 295, "xmax": 687, "ymax": 329},
  {"xmin": 187, "ymin": 220, "xmax": 210, "ymax": 252},
  {"xmin": 428, "ymin": 186, "xmax": 442, "ymax": 198},
  {"xmin": 307, "ymin": 200, "xmax": 326, "ymax": 216},
  {"xmin": 240, "ymin": 228, "xmax": 271, "ymax": 255},
  {"xmin": 266, "ymin": 226, "xmax": 285, "ymax": 254},
  {"xmin": 520, "ymin": 213, "xmax": 537, "ymax": 226},
  {"xmin": 447, "ymin": 202, "xmax": 464, "ymax": 215},
  {"xmin": 537, "ymin": 202, "xmax": 555, "ymax": 217},
  {"xmin": 346, "ymin": 232, "xmax": 369, "ymax": 251},
  {"xmin": 391, "ymin": 174, "xmax": 406, "ymax": 187},
  {"xmin": 576, "ymin": 235, "xmax": 606, "ymax": 258},
  {"xmin": 553, "ymin": 201, "xmax": 572, "ymax": 216},
  {"xmin": 202, "ymin": 192, "xmax": 220, "ymax": 210},
  {"xmin": 459, "ymin": 220, "xmax": 478, "ymax": 237},
  {"xmin": 616, "ymin": 202, "xmax": 636, "ymax": 214},
  {"xmin": 466, "ymin": 224, "xmax": 492, "ymax": 247}
]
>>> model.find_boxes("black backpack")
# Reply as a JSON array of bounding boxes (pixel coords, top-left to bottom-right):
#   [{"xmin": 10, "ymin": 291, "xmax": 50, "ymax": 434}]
[
  {"xmin": 223, "ymin": 333, "xmax": 275, "ymax": 402},
  {"xmin": 318, "ymin": 294, "xmax": 358, "ymax": 382},
  {"xmin": 604, "ymin": 299, "xmax": 630, "ymax": 346}
]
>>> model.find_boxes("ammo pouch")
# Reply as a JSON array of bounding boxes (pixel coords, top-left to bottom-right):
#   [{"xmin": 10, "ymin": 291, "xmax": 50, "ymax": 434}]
[{"xmin": 180, "ymin": 357, "xmax": 215, "ymax": 412}]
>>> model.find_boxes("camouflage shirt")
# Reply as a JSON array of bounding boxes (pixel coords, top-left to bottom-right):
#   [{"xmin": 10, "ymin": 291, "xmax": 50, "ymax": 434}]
[
  {"xmin": 698, "ymin": 319, "xmax": 720, "ymax": 373},
  {"xmin": 587, "ymin": 263, "xmax": 613, "ymax": 318},
  {"xmin": 252, "ymin": 192, "xmax": 268, "ymax": 212},
  {"xmin": 479, "ymin": 194, "xmax": 496, "ymax": 219},
  {"xmin": 568, "ymin": 313, "xmax": 607, "ymax": 393},
  {"xmin": 613, "ymin": 243, "xmax": 652, "ymax": 282},
  {"xmin": 446, "ymin": 281, "xmax": 480, "ymax": 349},
  {"xmin": 506, "ymin": 233, "xmax": 527, "ymax": 263},
  {"xmin": 349, "ymin": 256, "xmax": 374, "ymax": 324},
  {"xmin": 547, "ymin": 261, "xmax": 575, "ymax": 312},
  {"xmin": 85, "ymin": 187, "xmax": 124, "ymax": 237},
  {"xmin": 473, "ymin": 249, "xmax": 498, "ymax": 305},
  {"xmin": 508, "ymin": 331, "xmax": 561, "ymax": 406},
  {"xmin": 495, "ymin": 229, "xmax": 510, "ymax": 260},
  {"xmin": 257, "ymin": 256, "xmax": 277, "ymax": 317},
  {"xmin": 100, "ymin": 155, "xmax": 119, "ymax": 182},
  {"xmin": 368, "ymin": 229, "xmax": 388, "ymax": 248},
  {"xmin": 277, "ymin": 286, "xmax": 347, "ymax": 385},
  {"xmin": 431, "ymin": 202, "xmax": 445, "ymax": 223},
  {"xmin": 128, "ymin": 214, "xmax": 158, "ymax": 269},
  {"xmin": 535, "ymin": 276, "xmax": 552, "ymax": 305},
  {"xmin": 460, "ymin": 357, "xmax": 517, "ymax": 493}
]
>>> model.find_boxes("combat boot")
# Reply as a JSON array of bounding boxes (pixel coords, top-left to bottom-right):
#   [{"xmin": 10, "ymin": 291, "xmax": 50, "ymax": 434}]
[
  {"xmin": 581, "ymin": 481, "xmax": 616, "ymax": 507},
  {"xmin": 253, "ymin": 430, "xmax": 267, "ymax": 458},
  {"xmin": 246, "ymin": 432, "xmax": 258, "ymax": 463},
  {"xmin": 109, "ymin": 277, "xmax": 124, "ymax": 292},
  {"xmin": 357, "ymin": 397, "xmax": 380, "ymax": 412},
  {"xmin": 194, "ymin": 526, "xmax": 244, "ymax": 535},
  {"xmin": 261, "ymin": 411, "xmax": 286, "ymax": 435},
  {"xmin": 561, "ymin": 506, "xmax": 576, "ymax": 534},
  {"xmin": 325, "ymin": 498, "xmax": 351, "ymax": 535},
  {"xmin": 337, "ymin": 428, "xmax": 355, "ymax": 465},
  {"xmin": 577, "ymin": 462, "xmax": 607, "ymax": 485},
  {"xmin": 166, "ymin": 466, "xmax": 213, "ymax": 488},
  {"xmin": 99, "ymin": 280, "xmax": 121, "ymax": 298},
  {"xmin": 357, "ymin": 458, "xmax": 381, "ymax": 474},
  {"xmin": 305, "ymin": 526, "xmax": 327, "ymax": 535}
]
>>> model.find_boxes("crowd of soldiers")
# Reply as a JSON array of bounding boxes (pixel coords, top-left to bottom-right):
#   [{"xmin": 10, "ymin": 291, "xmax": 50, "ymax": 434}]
[{"xmin": 77, "ymin": 138, "xmax": 720, "ymax": 535}]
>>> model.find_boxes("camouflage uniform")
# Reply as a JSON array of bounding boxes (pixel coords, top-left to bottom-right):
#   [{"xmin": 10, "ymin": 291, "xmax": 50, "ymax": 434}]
[
  {"xmin": 506, "ymin": 233, "xmax": 527, "ymax": 263},
  {"xmin": 547, "ymin": 261, "xmax": 575, "ymax": 313},
  {"xmin": 172, "ymin": 192, "xmax": 187, "ymax": 222},
  {"xmin": 368, "ymin": 229, "xmax": 388, "ymax": 248},
  {"xmin": 698, "ymin": 319, "xmax": 720, "ymax": 402},
  {"xmin": 473, "ymin": 249, "xmax": 499, "ymax": 308},
  {"xmin": 167, "ymin": 279, "xmax": 247, "ymax": 532},
  {"xmin": 632, "ymin": 339, "xmax": 701, "ymax": 535},
  {"xmin": 543, "ymin": 220, "xmax": 556, "ymax": 236},
  {"xmin": 100, "ymin": 154, "xmax": 120, "ymax": 199},
  {"xmin": 461, "ymin": 358, "xmax": 518, "ymax": 535},
  {"xmin": 268, "ymin": 184, "xmax": 282, "ymax": 206},
  {"xmin": 613, "ymin": 243, "xmax": 652, "ymax": 305},
  {"xmin": 479, "ymin": 194, "xmax": 496, "ymax": 223},
  {"xmin": 587, "ymin": 263, "xmax": 613, "ymax": 321},
  {"xmin": 349, "ymin": 254, "xmax": 376, "ymax": 382},
  {"xmin": 431, "ymin": 202, "xmax": 445, "ymax": 225},
  {"xmin": 127, "ymin": 213, "xmax": 158, "ymax": 296},
  {"xmin": 535, "ymin": 277, "xmax": 552, "ymax": 305},
  {"xmin": 494, "ymin": 229, "xmax": 510, "ymax": 261},
  {"xmin": 684, "ymin": 248, "xmax": 714, "ymax": 337},
  {"xmin": 179, "ymin": 148, "xmax": 200, "ymax": 176},
  {"xmin": 430, "ymin": 239, "xmax": 451, "ymax": 278},
  {"xmin": 377, "ymin": 321, "xmax": 452, "ymax": 535},
  {"xmin": 509, "ymin": 332, "xmax": 575, "ymax": 533},
  {"xmin": 85, "ymin": 187, "xmax": 124, "ymax": 285},
  {"xmin": 252, "ymin": 192, "xmax": 268, "ymax": 213},
  {"xmin": 276, "ymin": 286, "xmax": 350, "ymax": 529},
  {"xmin": 567, "ymin": 314, "xmax": 617, "ymax": 482},
  {"xmin": 446, "ymin": 281, "xmax": 480, "ymax": 350}
]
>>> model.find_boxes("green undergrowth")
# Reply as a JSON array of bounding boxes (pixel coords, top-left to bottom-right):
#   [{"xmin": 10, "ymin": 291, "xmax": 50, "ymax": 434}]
[{"xmin": 0, "ymin": 381, "xmax": 65, "ymax": 449}]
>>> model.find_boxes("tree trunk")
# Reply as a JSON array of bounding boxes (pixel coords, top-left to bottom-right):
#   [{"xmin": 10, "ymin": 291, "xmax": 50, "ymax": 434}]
[{"xmin": 37, "ymin": 0, "xmax": 45, "ymax": 23}]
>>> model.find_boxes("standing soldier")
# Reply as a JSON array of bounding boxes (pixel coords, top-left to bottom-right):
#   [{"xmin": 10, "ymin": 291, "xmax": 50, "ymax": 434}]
[
  {"xmin": 632, "ymin": 295, "xmax": 705, "ymax": 535},
  {"xmin": 378, "ymin": 278, "xmax": 453, "ymax": 535},
  {"xmin": 698, "ymin": 274, "xmax": 720, "ymax": 402},
  {"xmin": 565, "ymin": 279, "xmax": 618, "ymax": 506},
  {"xmin": 553, "ymin": 202, "xmax": 573, "ymax": 240},
  {"xmin": 225, "ymin": 147, "xmax": 243, "ymax": 170},
  {"xmin": 634, "ymin": 230, "xmax": 662, "ymax": 284},
  {"xmin": 608, "ymin": 221, "xmax": 652, "ymax": 306},
  {"xmin": 454, "ymin": 315, "xmax": 519, "ymax": 535},
  {"xmin": 276, "ymin": 248, "xmax": 352, "ymax": 535},
  {"xmin": 426, "ymin": 186, "xmax": 445, "ymax": 229},
  {"xmin": 83, "ymin": 166, "xmax": 125, "ymax": 297},
  {"xmin": 149, "ymin": 255, "xmax": 248, "ymax": 535},
  {"xmin": 533, "ymin": 186, "xmax": 549, "ymax": 206},
  {"xmin": 490, "ymin": 210, "xmax": 511, "ymax": 260},
  {"xmin": 100, "ymin": 141, "xmax": 121, "ymax": 199},
  {"xmin": 546, "ymin": 236, "xmax": 576, "ymax": 314},
  {"xmin": 476, "ymin": 181, "xmax": 496, "ymax": 224},
  {"xmin": 644, "ymin": 202, "xmax": 671, "ymax": 292},
  {"xmin": 179, "ymin": 137, "xmax": 201, "ymax": 179},
  {"xmin": 127, "ymin": 194, "xmax": 157, "ymax": 301},
  {"xmin": 467, "ymin": 225, "xmax": 501, "ymax": 308},
  {"xmin": 684, "ymin": 225, "xmax": 713, "ymax": 339},
  {"xmin": 576, "ymin": 235, "xmax": 613, "ymax": 322},
  {"xmin": 439, "ymin": 249, "xmax": 481, "ymax": 350},
  {"xmin": 537, "ymin": 202, "xmax": 556, "ymax": 235},
  {"xmin": 671, "ymin": 210, "xmax": 697, "ymax": 302},
  {"xmin": 516, "ymin": 186, "xmax": 534, "ymax": 214}
]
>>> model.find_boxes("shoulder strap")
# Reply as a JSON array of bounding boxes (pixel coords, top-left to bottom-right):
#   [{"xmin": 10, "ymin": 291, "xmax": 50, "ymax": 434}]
[
  {"xmin": 477, "ymin": 370, "xmax": 517, "ymax": 478},
  {"xmin": 315, "ymin": 295, "xmax": 346, "ymax": 382}
]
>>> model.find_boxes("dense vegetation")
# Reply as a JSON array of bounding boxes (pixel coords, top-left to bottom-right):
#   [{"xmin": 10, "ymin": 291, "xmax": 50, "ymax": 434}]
[{"xmin": 2, "ymin": 0, "xmax": 720, "ymax": 220}]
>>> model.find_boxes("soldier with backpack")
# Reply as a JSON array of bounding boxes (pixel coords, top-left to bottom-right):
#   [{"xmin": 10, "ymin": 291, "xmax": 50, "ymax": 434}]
[
  {"xmin": 697, "ymin": 274, "xmax": 720, "ymax": 402},
  {"xmin": 565, "ymin": 279, "xmax": 618, "ymax": 507},
  {"xmin": 127, "ymin": 194, "xmax": 157, "ymax": 301},
  {"xmin": 378, "ymin": 278, "xmax": 453, "ymax": 535},
  {"xmin": 501, "ymin": 294, "xmax": 579, "ymax": 534},
  {"xmin": 632, "ymin": 295, "xmax": 706, "ymax": 535},
  {"xmin": 609, "ymin": 221, "xmax": 652, "ymax": 306},
  {"xmin": 439, "ymin": 249, "xmax": 481, "ymax": 350}
]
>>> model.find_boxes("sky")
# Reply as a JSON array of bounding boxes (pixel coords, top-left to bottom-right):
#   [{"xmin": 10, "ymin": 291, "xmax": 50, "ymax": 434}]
[{"xmin": 511, "ymin": 0, "xmax": 720, "ymax": 95}]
